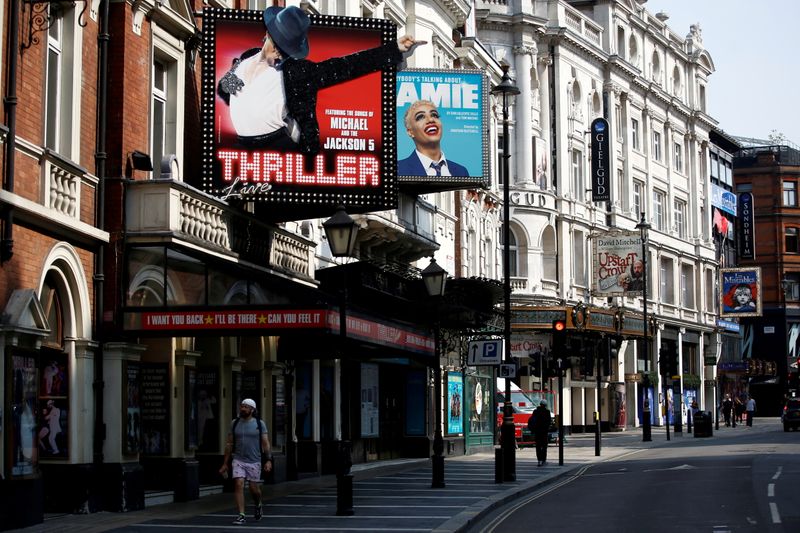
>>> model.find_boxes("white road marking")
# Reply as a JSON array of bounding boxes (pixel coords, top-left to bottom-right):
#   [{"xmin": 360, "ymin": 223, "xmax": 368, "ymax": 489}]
[
  {"xmin": 767, "ymin": 483, "xmax": 775, "ymax": 497},
  {"xmin": 132, "ymin": 526, "xmax": 431, "ymax": 531},
  {"xmin": 769, "ymin": 502, "xmax": 781, "ymax": 524},
  {"xmin": 772, "ymin": 466, "xmax": 783, "ymax": 480}
]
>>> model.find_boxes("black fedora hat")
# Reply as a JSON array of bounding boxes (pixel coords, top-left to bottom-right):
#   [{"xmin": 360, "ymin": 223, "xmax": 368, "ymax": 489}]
[{"xmin": 263, "ymin": 6, "xmax": 310, "ymax": 60}]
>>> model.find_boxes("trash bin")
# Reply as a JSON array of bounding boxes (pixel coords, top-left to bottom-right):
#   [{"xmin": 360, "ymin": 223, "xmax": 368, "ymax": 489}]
[{"xmin": 694, "ymin": 411, "xmax": 713, "ymax": 438}]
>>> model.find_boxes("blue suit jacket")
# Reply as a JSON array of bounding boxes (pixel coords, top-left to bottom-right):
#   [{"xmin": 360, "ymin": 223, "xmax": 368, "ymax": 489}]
[{"xmin": 397, "ymin": 151, "xmax": 469, "ymax": 177}]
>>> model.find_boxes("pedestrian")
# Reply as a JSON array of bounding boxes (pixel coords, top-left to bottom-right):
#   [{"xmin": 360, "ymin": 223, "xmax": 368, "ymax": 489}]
[
  {"xmin": 529, "ymin": 400, "xmax": 552, "ymax": 467},
  {"xmin": 734, "ymin": 396, "xmax": 745, "ymax": 424},
  {"xmin": 745, "ymin": 395, "xmax": 756, "ymax": 427},
  {"xmin": 689, "ymin": 400, "xmax": 699, "ymax": 433},
  {"xmin": 219, "ymin": 399, "xmax": 272, "ymax": 525},
  {"xmin": 721, "ymin": 395, "xmax": 732, "ymax": 427}
]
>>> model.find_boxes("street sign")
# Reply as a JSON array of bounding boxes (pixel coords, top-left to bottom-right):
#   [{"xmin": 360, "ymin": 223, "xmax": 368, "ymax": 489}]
[
  {"xmin": 498, "ymin": 364, "xmax": 516, "ymax": 378},
  {"xmin": 467, "ymin": 339, "xmax": 503, "ymax": 365}
]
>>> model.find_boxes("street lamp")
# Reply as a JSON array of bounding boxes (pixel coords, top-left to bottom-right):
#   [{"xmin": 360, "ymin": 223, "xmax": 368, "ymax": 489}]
[
  {"xmin": 323, "ymin": 206, "xmax": 359, "ymax": 516},
  {"xmin": 492, "ymin": 64, "xmax": 519, "ymax": 481},
  {"xmin": 635, "ymin": 212, "xmax": 652, "ymax": 442},
  {"xmin": 422, "ymin": 257, "xmax": 447, "ymax": 488}
]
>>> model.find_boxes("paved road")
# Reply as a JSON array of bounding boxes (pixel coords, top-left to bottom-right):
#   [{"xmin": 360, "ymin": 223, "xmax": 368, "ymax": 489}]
[
  {"xmin": 473, "ymin": 419, "xmax": 800, "ymax": 533},
  {"xmin": 25, "ymin": 431, "xmax": 649, "ymax": 532}
]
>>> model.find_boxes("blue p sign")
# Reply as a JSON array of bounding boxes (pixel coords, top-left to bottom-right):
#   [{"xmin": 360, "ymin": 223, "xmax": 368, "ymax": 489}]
[{"xmin": 484, "ymin": 343, "xmax": 497, "ymax": 358}]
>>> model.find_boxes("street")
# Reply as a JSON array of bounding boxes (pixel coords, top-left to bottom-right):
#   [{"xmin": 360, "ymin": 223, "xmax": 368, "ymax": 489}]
[{"xmin": 473, "ymin": 418, "xmax": 800, "ymax": 533}]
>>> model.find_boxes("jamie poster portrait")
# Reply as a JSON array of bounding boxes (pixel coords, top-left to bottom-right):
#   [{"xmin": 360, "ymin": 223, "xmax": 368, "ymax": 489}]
[
  {"xmin": 396, "ymin": 69, "xmax": 488, "ymax": 187},
  {"xmin": 201, "ymin": 7, "xmax": 402, "ymax": 219},
  {"xmin": 720, "ymin": 267, "xmax": 762, "ymax": 318}
]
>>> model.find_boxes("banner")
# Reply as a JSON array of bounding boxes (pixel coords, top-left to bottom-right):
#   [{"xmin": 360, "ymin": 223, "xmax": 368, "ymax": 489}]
[
  {"xmin": 201, "ymin": 8, "xmax": 397, "ymax": 219},
  {"xmin": 720, "ymin": 267, "xmax": 762, "ymax": 318},
  {"xmin": 592, "ymin": 230, "xmax": 645, "ymax": 296},
  {"xmin": 396, "ymin": 69, "xmax": 488, "ymax": 189},
  {"xmin": 738, "ymin": 192, "xmax": 755, "ymax": 259},
  {"xmin": 590, "ymin": 118, "xmax": 610, "ymax": 202}
]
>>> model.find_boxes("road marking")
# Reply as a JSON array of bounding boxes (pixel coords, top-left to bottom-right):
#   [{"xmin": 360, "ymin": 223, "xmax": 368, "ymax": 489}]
[
  {"xmin": 769, "ymin": 502, "xmax": 781, "ymax": 524},
  {"xmin": 772, "ymin": 466, "xmax": 783, "ymax": 480},
  {"xmin": 767, "ymin": 483, "xmax": 775, "ymax": 497},
  {"xmin": 133, "ymin": 526, "xmax": 432, "ymax": 531}
]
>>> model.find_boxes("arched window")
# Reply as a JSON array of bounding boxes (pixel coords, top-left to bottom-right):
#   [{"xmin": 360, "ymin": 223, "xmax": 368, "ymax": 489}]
[
  {"xmin": 628, "ymin": 35, "xmax": 639, "ymax": 66},
  {"xmin": 500, "ymin": 228, "xmax": 519, "ymax": 278},
  {"xmin": 40, "ymin": 273, "xmax": 65, "ymax": 349},
  {"xmin": 672, "ymin": 65, "xmax": 681, "ymax": 95},
  {"xmin": 616, "ymin": 26, "xmax": 625, "ymax": 58},
  {"xmin": 651, "ymin": 51, "xmax": 661, "ymax": 82}
]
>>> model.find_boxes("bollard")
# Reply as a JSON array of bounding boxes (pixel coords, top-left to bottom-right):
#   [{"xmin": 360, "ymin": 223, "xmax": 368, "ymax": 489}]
[
  {"xmin": 336, "ymin": 474, "xmax": 354, "ymax": 516},
  {"xmin": 494, "ymin": 448, "xmax": 504, "ymax": 483},
  {"xmin": 431, "ymin": 455, "xmax": 445, "ymax": 488}
]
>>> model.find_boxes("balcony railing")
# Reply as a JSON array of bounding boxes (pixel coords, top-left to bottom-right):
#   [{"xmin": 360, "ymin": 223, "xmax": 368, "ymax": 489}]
[{"xmin": 126, "ymin": 179, "xmax": 315, "ymax": 282}]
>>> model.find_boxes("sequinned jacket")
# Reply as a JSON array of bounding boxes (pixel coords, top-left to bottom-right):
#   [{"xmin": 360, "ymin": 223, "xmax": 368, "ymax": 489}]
[{"xmin": 218, "ymin": 43, "xmax": 403, "ymax": 155}]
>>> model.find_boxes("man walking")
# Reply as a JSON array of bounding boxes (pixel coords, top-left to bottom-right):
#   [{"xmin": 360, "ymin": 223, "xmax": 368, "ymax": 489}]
[
  {"xmin": 745, "ymin": 395, "xmax": 757, "ymax": 427},
  {"xmin": 530, "ymin": 400, "xmax": 552, "ymax": 466},
  {"xmin": 219, "ymin": 399, "xmax": 272, "ymax": 524}
]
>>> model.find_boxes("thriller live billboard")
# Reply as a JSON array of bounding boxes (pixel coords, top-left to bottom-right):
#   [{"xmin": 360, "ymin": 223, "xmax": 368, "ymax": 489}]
[{"xmin": 201, "ymin": 8, "xmax": 398, "ymax": 220}]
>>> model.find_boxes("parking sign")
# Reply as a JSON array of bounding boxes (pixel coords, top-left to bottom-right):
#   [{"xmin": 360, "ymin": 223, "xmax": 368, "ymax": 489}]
[{"xmin": 467, "ymin": 339, "xmax": 503, "ymax": 365}]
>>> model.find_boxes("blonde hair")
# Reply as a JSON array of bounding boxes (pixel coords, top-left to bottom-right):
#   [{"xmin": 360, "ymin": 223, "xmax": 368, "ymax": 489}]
[{"xmin": 404, "ymin": 100, "xmax": 438, "ymax": 130}]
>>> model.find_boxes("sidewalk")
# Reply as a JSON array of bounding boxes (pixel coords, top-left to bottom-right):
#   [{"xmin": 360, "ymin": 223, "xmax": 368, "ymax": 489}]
[{"xmin": 20, "ymin": 424, "xmax": 754, "ymax": 532}]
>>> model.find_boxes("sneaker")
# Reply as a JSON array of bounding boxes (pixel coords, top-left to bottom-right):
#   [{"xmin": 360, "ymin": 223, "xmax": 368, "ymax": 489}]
[
  {"xmin": 254, "ymin": 504, "xmax": 263, "ymax": 521},
  {"xmin": 233, "ymin": 514, "xmax": 246, "ymax": 525}
]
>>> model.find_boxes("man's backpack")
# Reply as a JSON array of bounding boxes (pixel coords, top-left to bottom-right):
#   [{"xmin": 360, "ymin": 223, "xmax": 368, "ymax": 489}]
[{"xmin": 231, "ymin": 413, "xmax": 265, "ymax": 455}]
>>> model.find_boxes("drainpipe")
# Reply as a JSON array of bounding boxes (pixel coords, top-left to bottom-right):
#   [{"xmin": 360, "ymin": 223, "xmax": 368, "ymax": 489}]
[
  {"xmin": 2, "ymin": 0, "xmax": 20, "ymax": 262},
  {"xmin": 93, "ymin": 0, "xmax": 110, "ymax": 483}
]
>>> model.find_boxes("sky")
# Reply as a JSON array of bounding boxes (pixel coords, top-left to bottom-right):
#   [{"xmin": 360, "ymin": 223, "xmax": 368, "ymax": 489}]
[{"xmin": 649, "ymin": 0, "xmax": 800, "ymax": 145}]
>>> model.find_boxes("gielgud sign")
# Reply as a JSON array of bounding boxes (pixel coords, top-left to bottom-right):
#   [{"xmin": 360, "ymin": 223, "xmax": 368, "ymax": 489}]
[
  {"xmin": 591, "ymin": 230, "xmax": 645, "ymax": 296},
  {"xmin": 201, "ymin": 7, "xmax": 411, "ymax": 219}
]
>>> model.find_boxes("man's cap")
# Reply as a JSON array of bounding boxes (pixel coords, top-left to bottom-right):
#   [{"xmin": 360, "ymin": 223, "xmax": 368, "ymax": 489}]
[
  {"xmin": 263, "ymin": 6, "xmax": 310, "ymax": 60},
  {"xmin": 540, "ymin": 400, "xmax": 548, "ymax": 407},
  {"xmin": 241, "ymin": 398, "xmax": 257, "ymax": 410}
]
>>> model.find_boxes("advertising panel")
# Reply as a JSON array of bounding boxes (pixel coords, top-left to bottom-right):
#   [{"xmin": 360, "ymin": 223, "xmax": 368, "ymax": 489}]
[
  {"xmin": 10, "ymin": 354, "xmax": 38, "ymax": 476},
  {"xmin": 201, "ymin": 8, "xmax": 398, "ymax": 219},
  {"xmin": 396, "ymin": 69, "xmax": 488, "ymax": 189},
  {"xmin": 720, "ymin": 267, "xmax": 762, "ymax": 318},
  {"xmin": 125, "ymin": 362, "xmax": 142, "ymax": 455},
  {"xmin": 591, "ymin": 230, "xmax": 645, "ymax": 296},
  {"xmin": 446, "ymin": 372, "xmax": 464, "ymax": 435},
  {"xmin": 360, "ymin": 363, "xmax": 379, "ymax": 438}
]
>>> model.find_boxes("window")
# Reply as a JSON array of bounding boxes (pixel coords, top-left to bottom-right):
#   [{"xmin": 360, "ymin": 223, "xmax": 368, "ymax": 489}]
[
  {"xmin": 616, "ymin": 27, "xmax": 625, "ymax": 57},
  {"xmin": 542, "ymin": 226, "xmax": 557, "ymax": 280},
  {"xmin": 653, "ymin": 131, "xmax": 662, "ymax": 161},
  {"xmin": 784, "ymin": 181, "xmax": 797, "ymax": 206},
  {"xmin": 674, "ymin": 143, "xmax": 683, "ymax": 172},
  {"xmin": 709, "ymin": 152, "xmax": 719, "ymax": 181},
  {"xmin": 699, "ymin": 85, "xmax": 706, "ymax": 113},
  {"xmin": 628, "ymin": 35, "xmax": 639, "ymax": 66},
  {"xmin": 573, "ymin": 230, "xmax": 586, "ymax": 286},
  {"xmin": 571, "ymin": 149, "xmax": 584, "ymax": 201},
  {"xmin": 45, "ymin": 7, "xmax": 77, "ymax": 157},
  {"xmin": 660, "ymin": 258, "xmax": 674, "ymax": 304},
  {"xmin": 501, "ymin": 229, "xmax": 518, "ymax": 277},
  {"xmin": 681, "ymin": 264, "xmax": 695, "ymax": 309},
  {"xmin": 786, "ymin": 227, "xmax": 799, "ymax": 253},
  {"xmin": 672, "ymin": 65, "xmax": 681, "ymax": 96},
  {"xmin": 705, "ymin": 268, "xmax": 714, "ymax": 311},
  {"xmin": 653, "ymin": 190, "xmax": 665, "ymax": 230},
  {"xmin": 631, "ymin": 118, "xmax": 640, "ymax": 150},
  {"xmin": 633, "ymin": 181, "xmax": 643, "ymax": 218},
  {"xmin": 615, "ymin": 106, "xmax": 623, "ymax": 141},
  {"xmin": 151, "ymin": 30, "xmax": 185, "ymax": 179},
  {"xmin": 651, "ymin": 51, "xmax": 661, "ymax": 82},
  {"xmin": 497, "ymin": 134, "xmax": 506, "ymax": 186},
  {"xmin": 674, "ymin": 199, "xmax": 687, "ymax": 238}
]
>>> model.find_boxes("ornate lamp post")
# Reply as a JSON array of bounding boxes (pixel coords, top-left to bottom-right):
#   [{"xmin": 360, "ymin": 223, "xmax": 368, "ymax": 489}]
[
  {"xmin": 492, "ymin": 65, "xmax": 520, "ymax": 481},
  {"xmin": 323, "ymin": 206, "xmax": 359, "ymax": 516},
  {"xmin": 636, "ymin": 213, "xmax": 652, "ymax": 442},
  {"xmin": 422, "ymin": 258, "xmax": 447, "ymax": 488}
]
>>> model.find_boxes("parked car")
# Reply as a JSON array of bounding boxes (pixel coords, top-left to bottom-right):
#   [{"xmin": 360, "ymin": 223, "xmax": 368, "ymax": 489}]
[{"xmin": 782, "ymin": 398, "xmax": 800, "ymax": 431}]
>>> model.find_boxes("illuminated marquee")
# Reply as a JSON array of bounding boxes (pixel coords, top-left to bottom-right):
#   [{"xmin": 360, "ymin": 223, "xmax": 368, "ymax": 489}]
[{"xmin": 200, "ymin": 8, "xmax": 397, "ymax": 219}]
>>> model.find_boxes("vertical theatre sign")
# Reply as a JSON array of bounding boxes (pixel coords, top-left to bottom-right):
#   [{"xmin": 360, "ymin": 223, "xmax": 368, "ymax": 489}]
[
  {"xmin": 591, "ymin": 230, "xmax": 644, "ymax": 296},
  {"xmin": 201, "ymin": 8, "xmax": 398, "ymax": 219},
  {"xmin": 738, "ymin": 192, "xmax": 755, "ymax": 259},
  {"xmin": 590, "ymin": 117, "xmax": 610, "ymax": 202}
]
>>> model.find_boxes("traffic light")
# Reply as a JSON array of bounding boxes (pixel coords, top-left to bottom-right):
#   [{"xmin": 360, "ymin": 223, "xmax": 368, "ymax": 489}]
[
  {"xmin": 659, "ymin": 344, "xmax": 678, "ymax": 377},
  {"xmin": 530, "ymin": 357, "xmax": 541, "ymax": 378},
  {"xmin": 582, "ymin": 344, "xmax": 595, "ymax": 376},
  {"xmin": 552, "ymin": 319, "xmax": 567, "ymax": 357},
  {"xmin": 603, "ymin": 336, "xmax": 618, "ymax": 376}
]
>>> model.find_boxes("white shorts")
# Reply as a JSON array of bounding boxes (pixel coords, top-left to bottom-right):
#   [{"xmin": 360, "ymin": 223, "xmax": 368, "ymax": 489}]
[{"xmin": 232, "ymin": 459, "xmax": 262, "ymax": 482}]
